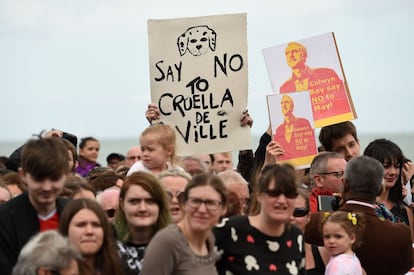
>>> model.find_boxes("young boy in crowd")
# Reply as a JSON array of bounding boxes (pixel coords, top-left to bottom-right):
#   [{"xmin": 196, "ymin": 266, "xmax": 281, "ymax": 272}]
[{"xmin": 0, "ymin": 137, "xmax": 70, "ymax": 274}]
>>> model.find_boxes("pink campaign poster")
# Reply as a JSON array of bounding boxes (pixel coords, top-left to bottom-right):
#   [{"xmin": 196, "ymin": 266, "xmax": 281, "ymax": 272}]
[
  {"xmin": 263, "ymin": 32, "xmax": 357, "ymax": 128},
  {"xmin": 267, "ymin": 91, "xmax": 318, "ymax": 168}
]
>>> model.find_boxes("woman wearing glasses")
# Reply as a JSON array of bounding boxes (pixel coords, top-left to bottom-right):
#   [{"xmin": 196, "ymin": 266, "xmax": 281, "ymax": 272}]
[
  {"xmin": 290, "ymin": 188, "xmax": 311, "ymax": 232},
  {"xmin": 141, "ymin": 173, "xmax": 227, "ymax": 275},
  {"xmin": 158, "ymin": 169, "xmax": 192, "ymax": 223},
  {"xmin": 291, "ymin": 188, "xmax": 329, "ymax": 275},
  {"xmin": 113, "ymin": 171, "xmax": 171, "ymax": 274},
  {"xmin": 214, "ymin": 164, "xmax": 305, "ymax": 275}
]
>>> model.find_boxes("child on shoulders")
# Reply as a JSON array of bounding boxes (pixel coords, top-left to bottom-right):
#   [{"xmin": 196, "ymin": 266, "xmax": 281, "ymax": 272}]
[{"xmin": 127, "ymin": 123, "xmax": 182, "ymax": 176}]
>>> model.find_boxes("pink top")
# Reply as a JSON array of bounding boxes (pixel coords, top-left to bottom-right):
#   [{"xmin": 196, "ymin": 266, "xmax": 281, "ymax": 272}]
[{"xmin": 325, "ymin": 253, "xmax": 363, "ymax": 275}]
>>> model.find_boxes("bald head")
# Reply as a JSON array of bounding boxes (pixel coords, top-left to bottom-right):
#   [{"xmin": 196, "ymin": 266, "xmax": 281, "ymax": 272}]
[
  {"xmin": 97, "ymin": 188, "xmax": 120, "ymax": 221},
  {"xmin": 125, "ymin": 146, "xmax": 142, "ymax": 168}
]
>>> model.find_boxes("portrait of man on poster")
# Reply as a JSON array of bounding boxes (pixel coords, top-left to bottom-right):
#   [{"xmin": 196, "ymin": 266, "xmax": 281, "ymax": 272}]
[
  {"xmin": 280, "ymin": 41, "xmax": 343, "ymax": 93},
  {"xmin": 273, "ymin": 94, "xmax": 317, "ymax": 162},
  {"xmin": 263, "ymin": 33, "xmax": 357, "ymax": 128}
]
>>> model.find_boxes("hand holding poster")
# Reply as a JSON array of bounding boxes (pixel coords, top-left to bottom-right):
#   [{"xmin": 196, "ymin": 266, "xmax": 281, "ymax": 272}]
[
  {"xmin": 147, "ymin": 13, "xmax": 250, "ymax": 156},
  {"xmin": 263, "ymin": 32, "xmax": 357, "ymax": 128},
  {"xmin": 267, "ymin": 91, "xmax": 318, "ymax": 168}
]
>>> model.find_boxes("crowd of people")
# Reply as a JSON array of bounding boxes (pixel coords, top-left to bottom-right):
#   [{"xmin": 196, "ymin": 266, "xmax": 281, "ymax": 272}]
[{"xmin": 0, "ymin": 105, "xmax": 414, "ymax": 275}]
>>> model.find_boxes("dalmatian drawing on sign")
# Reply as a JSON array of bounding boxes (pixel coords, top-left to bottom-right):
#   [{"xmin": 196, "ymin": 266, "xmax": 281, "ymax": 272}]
[{"xmin": 177, "ymin": 25, "xmax": 217, "ymax": 56}]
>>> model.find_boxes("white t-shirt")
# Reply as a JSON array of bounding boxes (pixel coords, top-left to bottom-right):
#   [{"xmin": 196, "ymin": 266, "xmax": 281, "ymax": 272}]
[{"xmin": 126, "ymin": 160, "xmax": 184, "ymax": 176}]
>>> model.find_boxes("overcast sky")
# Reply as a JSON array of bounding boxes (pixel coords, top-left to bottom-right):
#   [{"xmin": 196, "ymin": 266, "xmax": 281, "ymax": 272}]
[{"xmin": 1, "ymin": 0, "xmax": 413, "ymax": 142}]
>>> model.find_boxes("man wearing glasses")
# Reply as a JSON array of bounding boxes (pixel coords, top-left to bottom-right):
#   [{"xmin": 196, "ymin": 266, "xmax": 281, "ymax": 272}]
[{"xmin": 309, "ymin": 152, "xmax": 346, "ymax": 212}]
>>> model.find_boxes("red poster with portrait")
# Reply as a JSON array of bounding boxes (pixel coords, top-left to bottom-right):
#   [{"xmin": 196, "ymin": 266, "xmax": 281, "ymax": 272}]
[
  {"xmin": 267, "ymin": 91, "xmax": 318, "ymax": 169},
  {"xmin": 263, "ymin": 32, "xmax": 357, "ymax": 128}
]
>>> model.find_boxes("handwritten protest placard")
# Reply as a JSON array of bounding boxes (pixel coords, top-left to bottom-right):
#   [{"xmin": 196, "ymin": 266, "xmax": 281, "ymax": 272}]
[
  {"xmin": 267, "ymin": 91, "xmax": 318, "ymax": 168},
  {"xmin": 263, "ymin": 32, "xmax": 357, "ymax": 128},
  {"xmin": 148, "ymin": 13, "xmax": 250, "ymax": 156}
]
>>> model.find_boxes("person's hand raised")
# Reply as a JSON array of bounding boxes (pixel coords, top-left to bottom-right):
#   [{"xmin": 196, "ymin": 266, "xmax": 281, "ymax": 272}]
[
  {"xmin": 262, "ymin": 140, "xmax": 285, "ymax": 169},
  {"xmin": 145, "ymin": 103, "xmax": 160, "ymax": 124},
  {"xmin": 402, "ymin": 160, "xmax": 414, "ymax": 185},
  {"xmin": 240, "ymin": 109, "xmax": 253, "ymax": 128}
]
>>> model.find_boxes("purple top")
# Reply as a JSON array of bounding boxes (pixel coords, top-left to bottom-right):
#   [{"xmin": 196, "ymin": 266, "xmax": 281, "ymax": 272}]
[{"xmin": 75, "ymin": 158, "xmax": 100, "ymax": 177}]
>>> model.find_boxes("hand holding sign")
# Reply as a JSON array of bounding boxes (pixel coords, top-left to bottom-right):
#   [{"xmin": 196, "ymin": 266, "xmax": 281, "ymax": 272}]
[{"xmin": 145, "ymin": 103, "xmax": 161, "ymax": 124}]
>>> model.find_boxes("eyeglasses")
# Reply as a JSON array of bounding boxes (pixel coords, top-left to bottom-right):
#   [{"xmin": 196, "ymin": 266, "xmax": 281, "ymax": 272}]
[
  {"xmin": 165, "ymin": 190, "xmax": 185, "ymax": 203},
  {"xmin": 263, "ymin": 189, "xmax": 298, "ymax": 199},
  {"xmin": 293, "ymin": 207, "xmax": 309, "ymax": 217},
  {"xmin": 318, "ymin": 171, "xmax": 345, "ymax": 179},
  {"xmin": 105, "ymin": 209, "xmax": 116, "ymax": 218},
  {"xmin": 187, "ymin": 197, "xmax": 222, "ymax": 211}
]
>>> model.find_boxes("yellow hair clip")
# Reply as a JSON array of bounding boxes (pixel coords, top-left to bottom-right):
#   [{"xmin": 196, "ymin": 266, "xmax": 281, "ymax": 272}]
[
  {"xmin": 347, "ymin": 212, "xmax": 357, "ymax": 225},
  {"xmin": 323, "ymin": 212, "xmax": 330, "ymax": 221}
]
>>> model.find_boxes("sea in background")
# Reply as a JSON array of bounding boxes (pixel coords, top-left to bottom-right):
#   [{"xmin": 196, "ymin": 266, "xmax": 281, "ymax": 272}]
[{"xmin": 1, "ymin": 132, "xmax": 413, "ymax": 166}]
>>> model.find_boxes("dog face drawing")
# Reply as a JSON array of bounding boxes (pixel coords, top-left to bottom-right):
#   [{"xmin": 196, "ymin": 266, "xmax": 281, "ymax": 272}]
[{"xmin": 177, "ymin": 25, "xmax": 216, "ymax": 56}]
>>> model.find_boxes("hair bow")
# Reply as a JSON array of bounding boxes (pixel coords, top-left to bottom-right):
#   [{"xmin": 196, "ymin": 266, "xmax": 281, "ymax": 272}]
[{"xmin": 347, "ymin": 212, "xmax": 357, "ymax": 225}]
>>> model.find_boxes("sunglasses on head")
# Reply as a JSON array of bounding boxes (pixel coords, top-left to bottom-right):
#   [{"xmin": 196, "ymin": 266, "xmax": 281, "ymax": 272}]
[{"xmin": 293, "ymin": 207, "xmax": 309, "ymax": 217}]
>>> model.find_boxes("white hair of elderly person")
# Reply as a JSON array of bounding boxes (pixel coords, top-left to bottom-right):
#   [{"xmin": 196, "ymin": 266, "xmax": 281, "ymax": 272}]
[{"xmin": 12, "ymin": 230, "xmax": 81, "ymax": 275}]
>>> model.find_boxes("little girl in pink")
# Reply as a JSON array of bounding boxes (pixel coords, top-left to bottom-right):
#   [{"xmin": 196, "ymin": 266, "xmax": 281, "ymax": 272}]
[{"xmin": 322, "ymin": 211, "xmax": 366, "ymax": 275}]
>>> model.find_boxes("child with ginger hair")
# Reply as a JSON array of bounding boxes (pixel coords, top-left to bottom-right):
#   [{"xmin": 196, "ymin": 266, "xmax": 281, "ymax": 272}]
[{"xmin": 127, "ymin": 123, "xmax": 182, "ymax": 176}]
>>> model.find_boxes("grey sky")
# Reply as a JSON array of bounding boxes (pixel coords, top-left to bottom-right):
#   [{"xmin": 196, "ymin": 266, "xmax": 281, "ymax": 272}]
[{"xmin": 1, "ymin": 0, "xmax": 413, "ymax": 142}]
